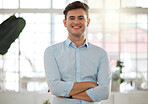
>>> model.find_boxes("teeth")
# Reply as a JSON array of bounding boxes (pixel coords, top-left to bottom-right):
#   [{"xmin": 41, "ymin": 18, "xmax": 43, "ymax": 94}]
[{"xmin": 73, "ymin": 27, "xmax": 80, "ymax": 29}]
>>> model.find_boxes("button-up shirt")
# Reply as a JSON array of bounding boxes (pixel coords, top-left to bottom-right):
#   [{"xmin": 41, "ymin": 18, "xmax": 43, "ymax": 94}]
[{"xmin": 44, "ymin": 38, "xmax": 111, "ymax": 104}]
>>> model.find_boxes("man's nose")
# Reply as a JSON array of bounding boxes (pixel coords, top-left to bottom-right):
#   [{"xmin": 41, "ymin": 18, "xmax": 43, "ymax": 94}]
[{"xmin": 73, "ymin": 19, "xmax": 80, "ymax": 24}]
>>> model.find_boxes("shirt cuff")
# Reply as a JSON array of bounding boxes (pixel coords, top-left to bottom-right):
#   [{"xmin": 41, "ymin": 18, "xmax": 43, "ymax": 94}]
[
  {"xmin": 65, "ymin": 81, "xmax": 74, "ymax": 96},
  {"xmin": 86, "ymin": 88, "xmax": 101, "ymax": 102}
]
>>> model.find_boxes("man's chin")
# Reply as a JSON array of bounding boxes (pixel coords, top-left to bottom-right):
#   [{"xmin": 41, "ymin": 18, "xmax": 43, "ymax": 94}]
[{"xmin": 71, "ymin": 34, "xmax": 82, "ymax": 38}]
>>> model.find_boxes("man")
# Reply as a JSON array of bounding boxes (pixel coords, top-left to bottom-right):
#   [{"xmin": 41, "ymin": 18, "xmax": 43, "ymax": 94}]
[{"xmin": 44, "ymin": 1, "xmax": 111, "ymax": 104}]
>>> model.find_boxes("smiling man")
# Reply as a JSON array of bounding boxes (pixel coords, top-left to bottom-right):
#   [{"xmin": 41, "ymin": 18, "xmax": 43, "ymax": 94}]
[{"xmin": 44, "ymin": 1, "xmax": 111, "ymax": 104}]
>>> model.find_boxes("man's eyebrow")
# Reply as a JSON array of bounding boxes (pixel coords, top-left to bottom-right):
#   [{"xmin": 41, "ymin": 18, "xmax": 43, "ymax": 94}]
[
  {"xmin": 69, "ymin": 16, "xmax": 75, "ymax": 18},
  {"xmin": 78, "ymin": 15, "xmax": 84, "ymax": 17}
]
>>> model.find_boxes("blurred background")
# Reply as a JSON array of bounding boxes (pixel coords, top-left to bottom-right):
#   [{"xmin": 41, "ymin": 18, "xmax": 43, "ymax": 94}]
[{"xmin": 0, "ymin": 0, "xmax": 148, "ymax": 104}]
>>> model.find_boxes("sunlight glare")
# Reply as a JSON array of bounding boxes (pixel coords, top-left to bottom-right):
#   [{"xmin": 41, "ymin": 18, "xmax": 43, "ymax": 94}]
[{"xmin": 105, "ymin": 10, "xmax": 119, "ymax": 23}]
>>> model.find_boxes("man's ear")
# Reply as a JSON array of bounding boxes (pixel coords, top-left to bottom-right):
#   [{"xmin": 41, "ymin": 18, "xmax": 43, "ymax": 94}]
[
  {"xmin": 87, "ymin": 18, "xmax": 90, "ymax": 27},
  {"xmin": 63, "ymin": 19, "xmax": 67, "ymax": 27}
]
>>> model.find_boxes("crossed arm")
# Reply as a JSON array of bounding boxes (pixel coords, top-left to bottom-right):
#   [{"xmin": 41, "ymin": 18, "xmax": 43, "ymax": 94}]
[{"xmin": 56, "ymin": 81, "xmax": 98, "ymax": 102}]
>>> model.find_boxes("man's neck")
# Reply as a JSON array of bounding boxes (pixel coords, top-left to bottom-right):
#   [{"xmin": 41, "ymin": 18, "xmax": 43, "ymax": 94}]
[{"xmin": 68, "ymin": 35, "xmax": 86, "ymax": 48}]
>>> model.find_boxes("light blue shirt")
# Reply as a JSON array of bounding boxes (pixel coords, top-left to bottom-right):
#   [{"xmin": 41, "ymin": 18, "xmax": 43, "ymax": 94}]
[{"xmin": 44, "ymin": 38, "xmax": 111, "ymax": 104}]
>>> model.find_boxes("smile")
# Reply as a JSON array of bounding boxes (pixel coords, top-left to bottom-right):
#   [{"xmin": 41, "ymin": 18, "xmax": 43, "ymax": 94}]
[{"xmin": 72, "ymin": 26, "xmax": 81, "ymax": 29}]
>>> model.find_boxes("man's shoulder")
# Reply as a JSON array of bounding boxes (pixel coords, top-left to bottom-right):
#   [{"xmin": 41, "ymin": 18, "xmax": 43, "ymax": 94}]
[
  {"xmin": 88, "ymin": 42, "xmax": 106, "ymax": 52},
  {"xmin": 51, "ymin": 41, "xmax": 65, "ymax": 48},
  {"xmin": 45, "ymin": 41, "xmax": 65, "ymax": 51}
]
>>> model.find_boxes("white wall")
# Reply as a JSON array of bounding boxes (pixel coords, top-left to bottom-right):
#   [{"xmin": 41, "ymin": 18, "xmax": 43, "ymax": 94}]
[
  {"xmin": 113, "ymin": 91, "xmax": 148, "ymax": 104},
  {"xmin": 0, "ymin": 91, "xmax": 53, "ymax": 104}
]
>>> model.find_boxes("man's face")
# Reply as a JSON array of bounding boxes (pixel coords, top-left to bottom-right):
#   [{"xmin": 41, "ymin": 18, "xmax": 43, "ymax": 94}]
[{"xmin": 63, "ymin": 8, "xmax": 90, "ymax": 38}]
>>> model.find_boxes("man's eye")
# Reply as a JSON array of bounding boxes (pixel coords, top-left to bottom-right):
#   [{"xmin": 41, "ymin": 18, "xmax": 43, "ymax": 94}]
[
  {"xmin": 69, "ymin": 17, "xmax": 75, "ymax": 20},
  {"xmin": 78, "ymin": 17, "xmax": 84, "ymax": 20}
]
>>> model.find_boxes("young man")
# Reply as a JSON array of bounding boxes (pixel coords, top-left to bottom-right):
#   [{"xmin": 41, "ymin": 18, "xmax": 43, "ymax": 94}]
[{"xmin": 44, "ymin": 1, "xmax": 111, "ymax": 104}]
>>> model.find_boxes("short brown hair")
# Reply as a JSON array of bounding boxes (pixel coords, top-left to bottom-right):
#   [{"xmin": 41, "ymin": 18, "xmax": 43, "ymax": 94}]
[{"xmin": 63, "ymin": 1, "xmax": 89, "ymax": 19}]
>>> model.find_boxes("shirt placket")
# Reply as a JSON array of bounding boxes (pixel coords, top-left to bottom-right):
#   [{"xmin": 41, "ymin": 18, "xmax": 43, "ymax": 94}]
[{"xmin": 75, "ymin": 48, "xmax": 80, "ymax": 82}]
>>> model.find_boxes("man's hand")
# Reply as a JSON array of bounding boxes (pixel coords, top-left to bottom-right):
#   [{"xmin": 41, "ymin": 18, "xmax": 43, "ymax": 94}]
[
  {"xmin": 89, "ymin": 82, "xmax": 98, "ymax": 88},
  {"xmin": 72, "ymin": 91, "xmax": 93, "ymax": 102},
  {"xmin": 69, "ymin": 81, "xmax": 98, "ymax": 96}
]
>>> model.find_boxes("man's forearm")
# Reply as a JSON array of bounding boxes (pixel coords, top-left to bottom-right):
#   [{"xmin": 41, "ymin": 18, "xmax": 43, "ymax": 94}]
[
  {"xmin": 72, "ymin": 91, "xmax": 93, "ymax": 102},
  {"xmin": 69, "ymin": 82, "xmax": 97, "ymax": 96},
  {"xmin": 55, "ymin": 81, "xmax": 97, "ymax": 101},
  {"xmin": 57, "ymin": 91, "xmax": 93, "ymax": 102}
]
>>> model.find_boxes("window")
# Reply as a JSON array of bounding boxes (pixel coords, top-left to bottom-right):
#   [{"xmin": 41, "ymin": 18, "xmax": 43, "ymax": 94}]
[
  {"xmin": 1, "ymin": 0, "xmax": 19, "ymax": 9},
  {"xmin": 0, "ymin": 0, "xmax": 148, "ymax": 92},
  {"xmin": 19, "ymin": 13, "xmax": 51, "ymax": 92},
  {"xmin": 20, "ymin": 0, "xmax": 51, "ymax": 9}
]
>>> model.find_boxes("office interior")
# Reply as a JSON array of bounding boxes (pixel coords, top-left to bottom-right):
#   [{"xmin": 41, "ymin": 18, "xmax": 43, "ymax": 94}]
[{"xmin": 0, "ymin": 0, "xmax": 148, "ymax": 104}]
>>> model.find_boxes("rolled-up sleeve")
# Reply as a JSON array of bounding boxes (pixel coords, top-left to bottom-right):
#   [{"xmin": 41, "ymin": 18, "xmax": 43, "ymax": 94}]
[
  {"xmin": 86, "ymin": 52, "xmax": 112, "ymax": 102},
  {"xmin": 44, "ymin": 47, "xmax": 74, "ymax": 96}
]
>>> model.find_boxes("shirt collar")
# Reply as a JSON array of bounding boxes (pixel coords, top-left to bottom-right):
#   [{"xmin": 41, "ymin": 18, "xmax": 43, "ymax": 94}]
[
  {"xmin": 65, "ymin": 38, "xmax": 89, "ymax": 48},
  {"xmin": 66, "ymin": 38, "xmax": 72, "ymax": 46}
]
